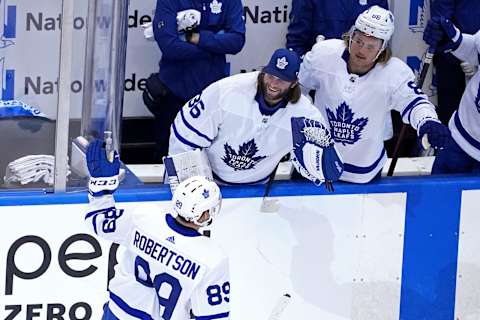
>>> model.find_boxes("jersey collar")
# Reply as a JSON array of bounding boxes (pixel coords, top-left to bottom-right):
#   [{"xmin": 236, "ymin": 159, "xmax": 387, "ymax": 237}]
[{"xmin": 166, "ymin": 214, "xmax": 202, "ymax": 237}]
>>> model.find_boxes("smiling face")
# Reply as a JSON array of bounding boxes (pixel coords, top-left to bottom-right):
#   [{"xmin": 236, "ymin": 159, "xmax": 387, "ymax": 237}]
[
  {"xmin": 261, "ymin": 73, "xmax": 297, "ymax": 105},
  {"xmin": 348, "ymin": 31, "xmax": 383, "ymax": 74}
]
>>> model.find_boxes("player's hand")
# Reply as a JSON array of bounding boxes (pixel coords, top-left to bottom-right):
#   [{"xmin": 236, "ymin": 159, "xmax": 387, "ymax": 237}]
[
  {"xmin": 176, "ymin": 9, "xmax": 201, "ymax": 33},
  {"xmin": 86, "ymin": 139, "xmax": 120, "ymax": 196},
  {"xmin": 418, "ymin": 120, "xmax": 450, "ymax": 150},
  {"xmin": 291, "ymin": 117, "xmax": 343, "ymax": 191},
  {"xmin": 423, "ymin": 17, "xmax": 462, "ymax": 53},
  {"xmin": 460, "ymin": 61, "xmax": 477, "ymax": 78}
]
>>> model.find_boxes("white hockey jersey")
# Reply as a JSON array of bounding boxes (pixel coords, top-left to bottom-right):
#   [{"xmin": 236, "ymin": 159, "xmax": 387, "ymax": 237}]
[
  {"xmin": 299, "ymin": 39, "xmax": 439, "ymax": 183},
  {"xmin": 448, "ymin": 31, "xmax": 480, "ymax": 161},
  {"xmin": 85, "ymin": 196, "xmax": 230, "ymax": 320},
  {"xmin": 168, "ymin": 71, "xmax": 330, "ymax": 184}
]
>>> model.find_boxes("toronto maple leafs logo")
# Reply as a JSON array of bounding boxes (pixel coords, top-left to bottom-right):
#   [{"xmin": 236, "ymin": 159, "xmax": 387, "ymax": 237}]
[
  {"xmin": 202, "ymin": 189, "xmax": 210, "ymax": 199},
  {"xmin": 276, "ymin": 57, "xmax": 288, "ymax": 70},
  {"xmin": 326, "ymin": 102, "xmax": 368, "ymax": 145},
  {"xmin": 210, "ymin": 0, "xmax": 222, "ymax": 14},
  {"xmin": 222, "ymin": 139, "xmax": 267, "ymax": 171}
]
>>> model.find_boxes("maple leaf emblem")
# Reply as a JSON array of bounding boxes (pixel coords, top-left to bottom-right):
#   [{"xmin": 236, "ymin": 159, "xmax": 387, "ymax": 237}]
[
  {"xmin": 202, "ymin": 189, "xmax": 210, "ymax": 199},
  {"xmin": 326, "ymin": 102, "xmax": 368, "ymax": 146},
  {"xmin": 276, "ymin": 57, "xmax": 288, "ymax": 70},
  {"xmin": 210, "ymin": 0, "xmax": 222, "ymax": 14},
  {"xmin": 222, "ymin": 139, "xmax": 267, "ymax": 171}
]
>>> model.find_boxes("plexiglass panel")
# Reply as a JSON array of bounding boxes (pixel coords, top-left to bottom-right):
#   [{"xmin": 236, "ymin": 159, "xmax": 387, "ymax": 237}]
[
  {"xmin": 0, "ymin": 0, "xmax": 133, "ymax": 191},
  {"xmin": 0, "ymin": 0, "xmax": 62, "ymax": 190}
]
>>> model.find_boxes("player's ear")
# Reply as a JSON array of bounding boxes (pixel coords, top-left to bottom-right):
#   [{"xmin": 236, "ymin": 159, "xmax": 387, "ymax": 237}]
[
  {"xmin": 290, "ymin": 81, "xmax": 299, "ymax": 88},
  {"xmin": 198, "ymin": 210, "xmax": 210, "ymax": 223}
]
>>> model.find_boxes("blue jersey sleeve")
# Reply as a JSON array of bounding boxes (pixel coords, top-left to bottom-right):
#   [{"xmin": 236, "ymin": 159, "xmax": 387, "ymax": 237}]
[
  {"xmin": 431, "ymin": 0, "xmax": 455, "ymax": 19},
  {"xmin": 153, "ymin": 0, "xmax": 212, "ymax": 61},
  {"xmin": 286, "ymin": 0, "xmax": 316, "ymax": 57},
  {"xmin": 197, "ymin": 0, "xmax": 246, "ymax": 55}
]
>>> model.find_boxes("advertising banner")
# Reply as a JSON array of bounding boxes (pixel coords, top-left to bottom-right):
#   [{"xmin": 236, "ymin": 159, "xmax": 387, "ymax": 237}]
[{"xmin": 0, "ymin": 192, "xmax": 407, "ymax": 319}]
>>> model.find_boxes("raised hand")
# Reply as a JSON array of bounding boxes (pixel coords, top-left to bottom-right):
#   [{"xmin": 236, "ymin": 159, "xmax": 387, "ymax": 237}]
[{"xmin": 86, "ymin": 139, "xmax": 120, "ymax": 196}]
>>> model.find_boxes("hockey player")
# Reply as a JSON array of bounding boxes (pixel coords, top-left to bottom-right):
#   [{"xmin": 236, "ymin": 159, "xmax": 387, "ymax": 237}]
[
  {"xmin": 424, "ymin": 17, "xmax": 480, "ymax": 174},
  {"xmin": 168, "ymin": 48, "xmax": 344, "ymax": 187},
  {"xmin": 298, "ymin": 6, "xmax": 450, "ymax": 183},
  {"xmin": 84, "ymin": 140, "xmax": 229, "ymax": 320}
]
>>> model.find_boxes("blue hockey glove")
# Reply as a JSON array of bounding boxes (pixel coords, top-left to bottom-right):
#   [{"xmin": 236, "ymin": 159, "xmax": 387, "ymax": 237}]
[
  {"xmin": 86, "ymin": 139, "xmax": 120, "ymax": 196},
  {"xmin": 291, "ymin": 117, "xmax": 343, "ymax": 191},
  {"xmin": 418, "ymin": 120, "xmax": 451, "ymax": 150},
  {"xmin": 423, "ymin": 17, "xmax": 462, "ymax": 53}
]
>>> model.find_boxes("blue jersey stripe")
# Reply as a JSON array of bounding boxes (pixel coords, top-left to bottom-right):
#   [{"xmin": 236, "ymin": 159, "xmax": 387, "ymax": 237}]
[
  {"xmin": 401, "ymin": 96, "xmax": 423, "ymax": 118},
  {"xmin": 85, "ymin": 206, "xmax": 115, "ymax": 220},
  {"xmin": 454, "ymin": 110, "xmax": 480, "ymax": 151},
  {"xmin": 102, "ymin": 304, "xmax": 120, "ymax": 320},
  {"xmin": 343, "ymin": 149, "xmax": 386, "ymax": 174},
  {"xmin": 109, "ymin": 291, "xmax": 153, "ymax": 320},
  {"xmin": 195, "ymin": 312, "xmax": 230, "ymax": 320},
  {"xmin": 172, "ymin": 122, "xmax": 202, "ymax": 149},
  {"xmin": 180, "ymin": 108, "xmax": 213, "ymax": 143},
  {"xmin": 401, "ymin": 97, "xmax": 427, "ymax": 122}
]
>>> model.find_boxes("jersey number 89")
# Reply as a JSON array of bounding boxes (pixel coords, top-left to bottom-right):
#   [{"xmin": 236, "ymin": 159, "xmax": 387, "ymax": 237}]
[{"xmin": 206, "ymin": 282, "xmax": 230, "ymax": 306}]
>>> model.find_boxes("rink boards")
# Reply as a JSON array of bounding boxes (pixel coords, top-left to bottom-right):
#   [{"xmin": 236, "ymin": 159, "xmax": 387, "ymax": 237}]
[{"xmin": 0, "ymin": 175, "xmax": 479, "ymax": 320}]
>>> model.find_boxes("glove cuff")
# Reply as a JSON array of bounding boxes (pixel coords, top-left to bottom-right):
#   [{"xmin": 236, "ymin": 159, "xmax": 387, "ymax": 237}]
[
  {"xmin": 89, "ymin": 176, "xmax": 119, "ymax": 197},
  {"xmin": 417, "ymin": 118, "xmax": 440, "ymax": 136}
]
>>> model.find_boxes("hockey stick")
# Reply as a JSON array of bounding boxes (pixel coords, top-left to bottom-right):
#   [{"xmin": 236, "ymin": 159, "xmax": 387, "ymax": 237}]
[
  {"xmin": 260, "ymin": 164, "xmax": 280, "ymax": 213},
  {"xmin": 268, "ymin": 294, "xmax": 292, "ymax": 320},
  {"xmin": 387, "ymin": 47, "xmax": 435, "ymax": 176}
]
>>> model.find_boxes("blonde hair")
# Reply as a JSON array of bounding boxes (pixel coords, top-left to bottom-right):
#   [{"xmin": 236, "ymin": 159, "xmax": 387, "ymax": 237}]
[{"xmin": 342, "ymin": 31, "xmax": 392, "ymax": 64}]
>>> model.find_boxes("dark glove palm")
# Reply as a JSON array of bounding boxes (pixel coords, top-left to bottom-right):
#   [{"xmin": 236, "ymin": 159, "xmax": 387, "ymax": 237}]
[
  {"xmin": 423, "ymin": 17, "xmax": 462, "ymax": 53},
  {"xmin": 86, "ymin": 139, "xmax": 120, "ymax": 178}
]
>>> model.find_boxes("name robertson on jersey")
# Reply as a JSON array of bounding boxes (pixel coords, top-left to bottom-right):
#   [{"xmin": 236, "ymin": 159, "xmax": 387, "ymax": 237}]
[{"xmin": 133, "ymin": 230, "xmax": 200, "ymax": 280}]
